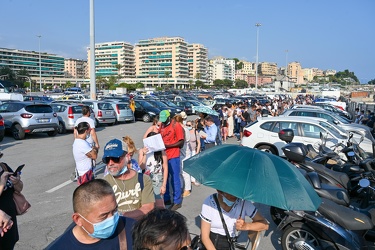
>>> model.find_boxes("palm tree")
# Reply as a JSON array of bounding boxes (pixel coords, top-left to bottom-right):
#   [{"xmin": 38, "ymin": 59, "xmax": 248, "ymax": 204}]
[
  {"xmin": 164, "ymin": 71, "xmax": 171, "ymax": 89},
  {"xmin": 115, "ymin": 64, "xmax": 123, "ymax": 81}
]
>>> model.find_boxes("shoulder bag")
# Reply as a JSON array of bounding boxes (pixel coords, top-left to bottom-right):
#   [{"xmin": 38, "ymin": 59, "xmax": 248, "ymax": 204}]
[
  {"xmin": 213, "ymin": 194, "xmax": 236, "ymax": 250},
  {"xmin": 0, "ymin": 162, "xmax": 31, "ymax": 215}
]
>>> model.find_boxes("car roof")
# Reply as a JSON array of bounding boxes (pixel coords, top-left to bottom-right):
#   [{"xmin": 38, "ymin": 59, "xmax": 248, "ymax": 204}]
[
  {"xmin": 282, "ymin": 108, "xmax": 336, "ymax": 115},
  {"xmin": 257, "ymin": 116, "xmax": 328, "ymax": 124}
]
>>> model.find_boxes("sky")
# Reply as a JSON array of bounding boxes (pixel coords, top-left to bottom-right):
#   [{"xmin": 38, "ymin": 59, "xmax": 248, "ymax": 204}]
[{"xmin": 0, "ymin": 0, "xmax": 374, "ymax": 83}]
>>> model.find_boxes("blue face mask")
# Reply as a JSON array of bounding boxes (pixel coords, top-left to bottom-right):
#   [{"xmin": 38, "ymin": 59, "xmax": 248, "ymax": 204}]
[
  {"xmin": 80, "ymin": 212, "xmax": 119, "ymax": 239},
  {"xmin": 222, "ymin": 194, "xmax": 236, "ymax": 207},
  {"xmin": 110, "ymin": 165, "xmax": 128, "ymax": 177}
]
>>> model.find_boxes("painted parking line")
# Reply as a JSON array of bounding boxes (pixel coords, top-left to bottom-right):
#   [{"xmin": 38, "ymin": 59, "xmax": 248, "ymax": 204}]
[{"xmin": 46, "ymin": 180, "xmax": 72, "ymax": 193}]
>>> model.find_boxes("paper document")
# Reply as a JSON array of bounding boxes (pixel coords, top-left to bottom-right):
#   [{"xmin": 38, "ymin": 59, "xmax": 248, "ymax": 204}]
[
  {"xmin": 199, "ymin": 130, "xmax": 207, "ymax": 138},
  {"xmin": 142, "ymin": 134, "xmax": 166, "ymax": 153}
]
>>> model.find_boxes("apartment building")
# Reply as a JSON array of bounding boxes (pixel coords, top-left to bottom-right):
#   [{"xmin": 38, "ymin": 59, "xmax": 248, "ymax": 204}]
[
  {"xmin": 64, "ymin": 58, "xmax": 88, "ymax": 79},
  {"xmin": 0, "ymin": 47, "xmax": 64, "ymax": 78},
  {"xmin": 208, "ymin": 57, "xmax": 235, "ymax": 84},
  {"xmin": 87, "ymin": 41, "xmax": 135, "ymax": 78},
  {"xmin": 187, "ymin": 43, "xmax": 208, "ymax": 80},
  {"xmin": 287, "ymin": 62, "xmax": 304, "ymax": 84},
  {"xmin": 259, "ymin": 62, "xmax": 278, "ymax": 76},
  {"xmin": 135, "ymin": 37, "xmax": 189, "ymax": 81}
]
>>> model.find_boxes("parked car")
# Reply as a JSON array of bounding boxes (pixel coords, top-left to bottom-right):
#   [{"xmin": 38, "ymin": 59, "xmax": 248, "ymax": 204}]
[
  {"xmin": 173, "ymin": 101, "xmax": 194, "ymax": 115},
  {"xmin": 23, "ymin": 95, "xmax": 53, "ymax": 103},
  {"xmin": 0, "ymin": 101, "xmax": 59, "ymax": 140},
  {"xmin": 160, "ymin": 100, "xmax": 184, "ymax": 112},
  {"xmin": 106, "ymin": 100, "xmax": 134, "ymax": 123},
  {"xmin": 0, "ymin": 115, "xmax": 5, "ymax": 142},
  {"xmin": 241, "ymin": 116, "xmax": 349, "ymax": 156},
  {"xmin": 146, "ymin": 100, "xmax": 181, "ymax": 117},
  {"xmin": 81, "ymin": 100, "xmax": 116, "ymax": 126},
  {"xmin": 134, "ymin": 100, "xmax": 161, "ymax": 122},
  {"xmin": 50, "ymin": 102, "xmax": 96, "ymax": 133}
]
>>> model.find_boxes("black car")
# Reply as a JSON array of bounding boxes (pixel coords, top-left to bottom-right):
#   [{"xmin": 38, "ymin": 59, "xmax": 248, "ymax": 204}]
[
  {"xmin": 134, "ymin": 100, "xmax": 161, "ymax": 122},
  {"xmin": 146, "ymin": 100, "xmax": 181, "ymax": 117},
  {"xmin": 173, "ymin": 101, "xmax": 194, "ymax": 115}
]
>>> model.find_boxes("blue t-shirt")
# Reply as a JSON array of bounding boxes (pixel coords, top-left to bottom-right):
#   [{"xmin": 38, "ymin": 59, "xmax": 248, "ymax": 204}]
[{"xmin": 46, "ymin": 216, "xmax": 134, "ymax": 250}]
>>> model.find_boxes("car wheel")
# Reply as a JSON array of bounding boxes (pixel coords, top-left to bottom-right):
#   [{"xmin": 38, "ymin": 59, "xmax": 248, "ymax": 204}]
[
  {"xmin": 12, "ymin": 124, "xmax": 25, "ymax": 140},
  {"xmin": 95, "ymin": 119, "xmax": 100, "ymax": 127},
  {"xmin": 257, "ymin": 145, "xmax": 277, "ymax": 155},
  {"xmin": 58, "ymin": 122, "xmax": 66, "ymax": 134},
  {"xmin": 47, "ymin": 129, "xmax": 58, "ymax": 137},
  {"xmin": 142, "ymin": 114, "xmax": 151, "ymax": 122},
  {"xmin": 281, "ymin": 224, "xmax": 320, "ymax": 250},
  {"xmin": 270, "ymin": 206, "xmax": 286, "ymax": 225}
]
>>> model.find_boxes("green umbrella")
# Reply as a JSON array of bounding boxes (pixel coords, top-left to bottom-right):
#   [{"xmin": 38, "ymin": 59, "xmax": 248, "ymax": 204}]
[
  {"xmin": 184, "ymin": 145, "xmax": 321, "ymax": 211},
  {"xmin": 193, "ymin": 106, "xmax": 219, "ymax": 116}
]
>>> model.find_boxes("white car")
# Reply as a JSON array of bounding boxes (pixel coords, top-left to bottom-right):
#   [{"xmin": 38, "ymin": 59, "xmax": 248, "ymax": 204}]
[{"xmin": 241, "ymin": 116, "xmax": 351, "ymax": 156}]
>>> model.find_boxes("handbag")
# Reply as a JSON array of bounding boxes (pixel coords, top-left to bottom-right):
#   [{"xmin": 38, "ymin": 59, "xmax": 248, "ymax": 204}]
[
  {"xmin": 191, "ymin": 235, "xmax": 206, "ymax": 250},
  {"xmin": 0, "ymin": 162, "xmax": 31, "ymax": 215},
  {"xmin": 13, "ymin": 190, "xmax": 31, "ymax": 215},
  {"xmin": 213, "ymin": 194, "xmax": 236, "ymax": 250}
]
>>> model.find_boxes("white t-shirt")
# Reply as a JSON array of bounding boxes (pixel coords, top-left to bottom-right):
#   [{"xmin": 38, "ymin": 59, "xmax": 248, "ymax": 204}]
[
  {"xmin": 75, "ymin": 116, "xmax": 95, "ymax": 146},
  {"xmin": 144, "ymin": 152, "xmax": 163, "ymax": 176},
  {"xmin": 72, "ymin": 138, "xmax": 93, "ymax": 176},
  {"xmin": 200, "ymin": 194, "xmax": 257, "ymax": 237}
]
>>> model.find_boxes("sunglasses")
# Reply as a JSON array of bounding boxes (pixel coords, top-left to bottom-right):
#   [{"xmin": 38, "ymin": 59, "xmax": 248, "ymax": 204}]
[
  {"xmin": 103, "ymin": 156, "xmax": 123, "ymax": 164},
  {"xmin": 186, "ymin": 124, "xmax": 192, "ymax": 127}
]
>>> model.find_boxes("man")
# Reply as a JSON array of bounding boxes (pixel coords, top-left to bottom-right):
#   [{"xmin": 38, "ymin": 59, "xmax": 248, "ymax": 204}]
[
  {"xmin": 248, "ymin": 104, "xmax": 257, "ymax": 122},
  {"xmin": 74, "ymin": 105, "xmax": 99, "ymax": 149},
  {"xmin": 47, "ymin": 179, "xmax": 134, "ymax": 249},
  {"xmin": 132, "ymin": 208, "xmax": 191, "ymax": 250},
  {"xmin": 103, "ymin": 139, "xmax": 155, "ymax": 220},
  {"xmin": 201, "ymin": 115, "xmax": 218, "ymax": 150},
  {"xmin": 73, "ymin": 122, "xmax": 98, "ymax": 185},
  {"xmin": 159, "ymin": 110, "xmax": 185, "ymax": 211}
]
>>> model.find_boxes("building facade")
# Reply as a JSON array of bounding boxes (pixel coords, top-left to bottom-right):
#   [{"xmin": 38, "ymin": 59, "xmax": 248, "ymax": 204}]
[
  {"xmin": 287, "ymin": 62, "xmax": 304, "ymax": 84},
  {"xmin": 259, "ymin": 62, "xmax": 278, "ymax": 76},
  {"xmin": 0, "ymin": 47, "xmax": 64, "ymax": 78},
  {"xmin": 64, "ymin": 58, "xmax": 88, "ymax": 79},
  {"xmin": 187, "ymin": 43, "xmax": 208, "ymax": 81},
  {"xmin": 208, "ymin": 57, "xmax": 235, "ymax": 84},
  {"xmin": 87, "ymin": 41, "xmax": 135, "ymax": 78}
]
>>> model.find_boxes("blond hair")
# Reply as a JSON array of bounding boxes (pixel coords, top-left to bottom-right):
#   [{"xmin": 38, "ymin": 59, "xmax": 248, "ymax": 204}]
[{"xmin": 122, "ymin": 136, "xmax": 137, "ymax": 154}]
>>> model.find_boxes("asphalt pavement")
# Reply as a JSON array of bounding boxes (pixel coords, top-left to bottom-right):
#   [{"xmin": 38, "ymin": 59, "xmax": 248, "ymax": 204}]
[{"xmin": 1, "ymin": 119, "xmax": 281, "ymax": 249}]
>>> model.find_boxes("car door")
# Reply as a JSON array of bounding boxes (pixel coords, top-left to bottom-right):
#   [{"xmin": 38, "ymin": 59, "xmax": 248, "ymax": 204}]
[
  {"xmin": 270, "ymin": 121, "xmax": 300, "ymax": 147},
  {"xmin": 134, "ymin": 102, "xmax": 144, "ymax": 119},
  {"xmin": 300, "ymin": 122, "xmax": 324, "ymax": 146}
]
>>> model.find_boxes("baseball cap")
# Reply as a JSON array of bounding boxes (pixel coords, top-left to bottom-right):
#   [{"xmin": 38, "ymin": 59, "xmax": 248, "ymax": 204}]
[
  {"xmin": 102, "ymin": 139, "xmax": 126, "ymax": 160},
  {"xmin": 159, "ymin": 110, "xmax": 170, "ymax": 122},
  {"xmin": 180, "ymin": 111, "xmax": 187, "ymax": 119}
]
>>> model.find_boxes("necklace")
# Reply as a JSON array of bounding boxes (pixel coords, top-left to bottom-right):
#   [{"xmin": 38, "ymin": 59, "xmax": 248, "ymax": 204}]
[{"xmin": 110, "ymin": 174, "xmax": 133, "ymax": 211}]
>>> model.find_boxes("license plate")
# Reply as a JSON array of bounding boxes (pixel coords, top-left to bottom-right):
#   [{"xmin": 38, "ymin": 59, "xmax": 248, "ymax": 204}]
[
  {"xmin": 105, "ymin": 111, "xmax": 112, "ymax": 115},
  {"xmin": 38, "ymin": 118, "xmax": 50, "ymax": 123}
]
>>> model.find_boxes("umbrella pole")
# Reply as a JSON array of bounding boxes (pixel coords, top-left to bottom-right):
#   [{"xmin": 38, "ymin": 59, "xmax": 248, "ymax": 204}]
[{"xmin": 239, "ymin": 200, "xmax": 245, "ymax": 218}]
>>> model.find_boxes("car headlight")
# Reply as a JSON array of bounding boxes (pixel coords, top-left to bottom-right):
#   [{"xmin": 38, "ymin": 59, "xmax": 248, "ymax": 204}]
[
  {"xmin": 148, "ymin": 112, "xmax": 156, "ymax": 115},
  {"xmin": 176, "ymin": 109, "xmax": 181, "ymax": 112}
]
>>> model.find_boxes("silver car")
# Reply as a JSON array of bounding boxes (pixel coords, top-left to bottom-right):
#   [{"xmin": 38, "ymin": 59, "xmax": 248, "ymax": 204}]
[
  {"xmin": 82, "ymin": 100, "xmax": 116, "ymax": 126},
  {"xmin": 106, "ymin": 100, "xmax": 134, "ymax": 123},
  {"xmin": 50, "ymin": 102, "xmax": 96, "ymax": 133}
]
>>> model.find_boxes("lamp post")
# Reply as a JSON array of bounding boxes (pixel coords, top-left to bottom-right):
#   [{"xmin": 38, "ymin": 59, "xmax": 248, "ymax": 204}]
[
  {"xmin": 37, "ymin": 35, "xmax": 42, "ymax": 92},
  {"xmin": 89, "ymin": 0, "xmax": 96, "ymax": 100},
  {"xmin": 255, "ymin": 23, "xmax": 261, "ymax": 91}
]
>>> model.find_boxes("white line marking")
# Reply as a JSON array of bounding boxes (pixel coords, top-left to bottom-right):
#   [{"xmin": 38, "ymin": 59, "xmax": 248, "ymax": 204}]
[{"xmin": 46, "ymin": 180, "xmax": 73, "ymax": 193}]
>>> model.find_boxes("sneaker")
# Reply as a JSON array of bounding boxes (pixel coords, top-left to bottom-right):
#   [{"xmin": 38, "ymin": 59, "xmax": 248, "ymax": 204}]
[
  {"xmin": 182, "ymin": 190, "xmax": 191, "ymax": 197},
  {"xmin": 169, "ymin": 203, "xmax": 182, "ymax": 211}
]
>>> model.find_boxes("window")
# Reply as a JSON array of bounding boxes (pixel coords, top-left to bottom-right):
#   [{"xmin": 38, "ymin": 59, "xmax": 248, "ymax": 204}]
[
  {"xmin": 301, "ymin": 123, "xmax": 323, "ymax": 139},
  {"xmin": 272, "ymin": 121, "xmax": 298, "ymax": 135},
  {"xmin": 260, "ymin": 122, "xmax": 273, "ymax": 131},
  {"xmin": 316, "ymin": 113, "xmax": 334, "ymax": 123}
]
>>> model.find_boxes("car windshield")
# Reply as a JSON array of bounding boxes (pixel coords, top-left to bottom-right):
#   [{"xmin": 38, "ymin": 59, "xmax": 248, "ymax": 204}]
[
  {"xmin": 165, "ymin": 101, "xmax": 178, "ymax": 107},
  {"xmin": 154, "ymin": 101, "xmax": 168, "ymax": 108},
  {"xmin": 319, "ymin": 121, "xmax": 347, "ymax": 139},
  {"xmin": 139, "ymin": 101, "xmax": 154, "ymax": 108},
  {"xmin": 332, "ymin": 113, "xmax": 350, "ymax": 124}
]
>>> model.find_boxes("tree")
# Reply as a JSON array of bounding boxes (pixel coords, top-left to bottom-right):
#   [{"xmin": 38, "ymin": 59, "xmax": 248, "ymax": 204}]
[
  {"xmin": 234, "ymin": 79, "xmax": 248, "ymax": 89},
  {"xmin": 65, "ymin": 81, "xmax": 73, "ymax": 89},
  {"xmin": 223, "ymin": 79, "xmax": 233, "ymax": 88},
  {"xmin": 233, "ymin": 58, "xmax": 243, "ymax": 70},
  {"xmin": 213, "ymin": 79, "xmax": 224, "ymax": 88},
  {"xmin": 96, "ymin": 75, "xmax": 107, "ymax": 90},
  {"xmin": 195, "ymin": 80, "xmax": 204, "ymax": 89},
  {"xmin": 368, "ymin": 79, "xmax": 375, "ymax": 85},
  {"xmin": 135, "ymin": 82, "xmax": 144, "ymax": 89},
  {"xmin": 195, "ymin": 72, "xmax": 201, "ymax": 80},
  {"xmin": 188, "ymin": 79, "xmax": 193, "ymax": 89},
  {"xmin": 107, "ymin": 76, "xmax": 117, "ymax": 89},
  {"xmin": 0, "ymin": 67, "xmax": 16, "ymax": 81}
]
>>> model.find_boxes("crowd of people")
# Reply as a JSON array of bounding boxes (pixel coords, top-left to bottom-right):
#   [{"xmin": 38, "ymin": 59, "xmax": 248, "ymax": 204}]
[{"xmin": 1, "ymin": 103, "xmax": 271, "ymax": 250}]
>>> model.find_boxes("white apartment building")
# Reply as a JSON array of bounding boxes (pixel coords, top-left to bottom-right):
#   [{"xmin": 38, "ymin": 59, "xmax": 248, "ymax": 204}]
[
  {"xmin": 135, "ymin": 37, "xmax": 189, "ymax": 80},
  {"xmin": 208, "ymin": 57, "xmax": 235, "ymax": 84},
  {"xmin": 64, "ymin": 58, "xmax": 87, "ymax": 79},
  {"xmin": 87, "ymin": 41, "xmax": 135, "ymax": 78},
  {"xmin": 188, "ymin": 43, "xmax": 208, "ymax": 81}
]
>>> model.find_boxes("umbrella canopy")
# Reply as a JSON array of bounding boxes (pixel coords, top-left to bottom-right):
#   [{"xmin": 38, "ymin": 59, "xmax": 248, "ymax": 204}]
[
  {"xmin": 184, "ymin": 145, "xmax": 321, "ymax": 211},
  {"xmin": 193, "ymin": 106, "xmax": 219, "ymax": 116}
]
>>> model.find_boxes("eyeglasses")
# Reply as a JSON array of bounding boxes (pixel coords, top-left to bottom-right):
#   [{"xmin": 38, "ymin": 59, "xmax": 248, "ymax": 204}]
[{"xmin": 103, "ymin": 156, "xmax": 123, "ymax": 164}]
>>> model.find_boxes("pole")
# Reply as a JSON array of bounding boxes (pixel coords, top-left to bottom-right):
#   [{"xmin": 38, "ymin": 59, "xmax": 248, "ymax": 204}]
[
  {"xmin": 37, "ymin": 35, "xmax": 42, "ymax": 92},
  {"xmin": 89, "ymin": 0, "xmax": 96, "ymax": 100},
  {"xmin": 255, "ymin": 23, "xmax": 261, "ymax": 91}
]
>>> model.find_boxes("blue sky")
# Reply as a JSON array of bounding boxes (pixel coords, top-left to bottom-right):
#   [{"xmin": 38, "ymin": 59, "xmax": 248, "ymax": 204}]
[{"xmin": 1, "ymin": 0, "xmax": 374, "ymax": 83}]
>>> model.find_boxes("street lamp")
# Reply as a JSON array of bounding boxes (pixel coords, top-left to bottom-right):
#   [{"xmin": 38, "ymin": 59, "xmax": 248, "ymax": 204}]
[
  {"xmin": 37, "ymin": 35, "xmax": 42, "ymax": 92},
  {"xmin": 255, "ymin": 23, "xmax": 261, "ymax": 91}
]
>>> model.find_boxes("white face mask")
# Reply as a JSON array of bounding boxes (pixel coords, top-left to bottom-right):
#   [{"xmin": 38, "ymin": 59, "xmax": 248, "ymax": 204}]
[{"xmin": 183, "ymin": 120, "xmax": 187, "ymax": 125}]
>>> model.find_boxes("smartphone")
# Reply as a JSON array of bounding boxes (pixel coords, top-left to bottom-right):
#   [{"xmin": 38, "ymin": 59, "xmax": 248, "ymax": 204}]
[{"xmin": 12, "ymin": 164, "xmax": 25, "ymax": 176}]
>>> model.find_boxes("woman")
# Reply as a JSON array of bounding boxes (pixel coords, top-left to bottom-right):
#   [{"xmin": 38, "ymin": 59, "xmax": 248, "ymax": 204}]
[
  {"xmin": 200, "ymin": 190, "xmax": 269, "ymax": 250},
  {"xmin": 143, "ymin": 116, "xmax": 160, "ymax": 139},
  {"xmin": 195, "ymin": 112, "xmax": 206, "ymax": 151},
  {"xmin": 186, "ymin": 120, "xmax": 200, "ymax": 156},
  {"xmin": 227, "ymin": 104, "xmax": 234, "ymax": 138},
  {"xmin": 221, "ymin": 107, "xmax": 228, "ymax": 143},
  {"xmin": 0, "ymin": 163, "xmax": 23, "ymax": 249},
  {"xmin": 123, "ymin": 136, "xmax": 142, "ymax": 173},
  {"xmin": 139, "ymin": 132, "xmax": 168, "ymax": 208}
]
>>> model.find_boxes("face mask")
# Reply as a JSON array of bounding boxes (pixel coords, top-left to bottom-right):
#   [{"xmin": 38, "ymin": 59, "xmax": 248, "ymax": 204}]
[
  {"xmin": 80, "ymin": 212, "xmax": 119, "ymax": 239},
  {"xmin": 86, "ymin": 132, "xmax": 90, "ymax": 140},
  {"xmin": 222, "ymin": 194, "xmax": 236, "ymax": 207},
  {"xmin": 183, "ymin": 120, "xmax": 187, "ymax": 125},
  {"xmin": 187, "ymin": 127, "xmax": 193, "ymax": 131},
  {"xmin": 109, "ymin": 165, "xmax": 128, "ymax": 177}
]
